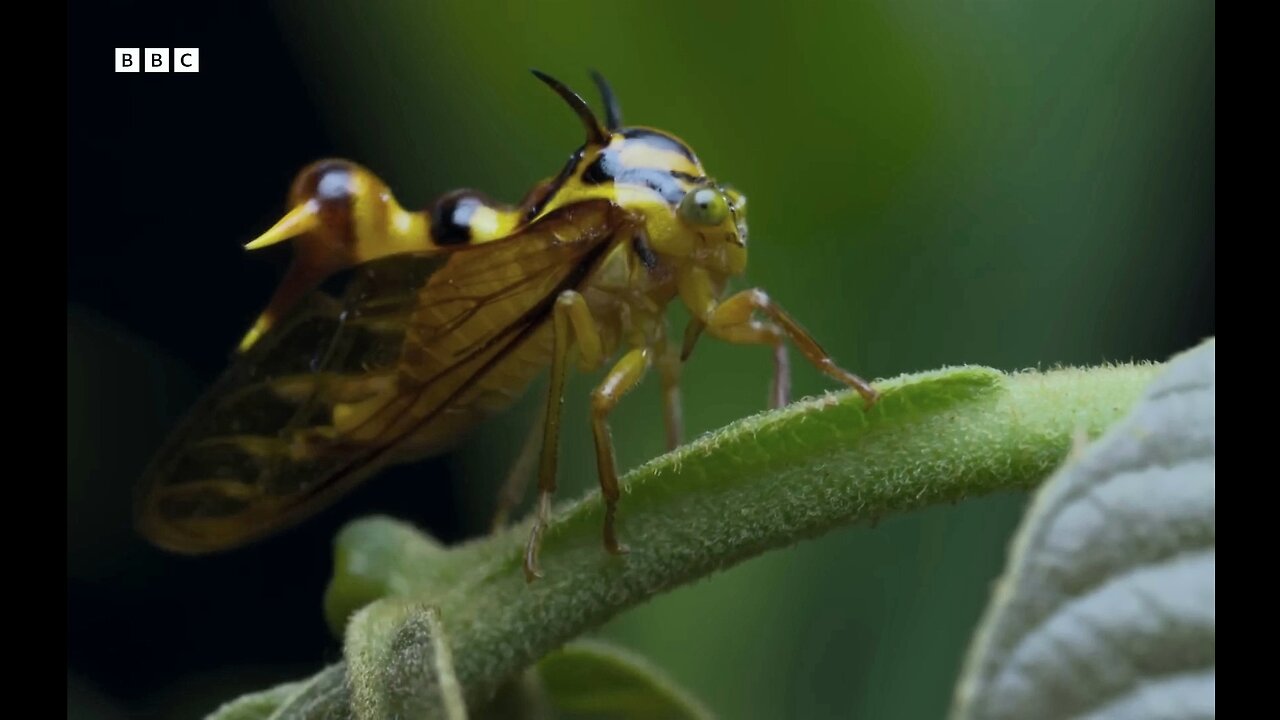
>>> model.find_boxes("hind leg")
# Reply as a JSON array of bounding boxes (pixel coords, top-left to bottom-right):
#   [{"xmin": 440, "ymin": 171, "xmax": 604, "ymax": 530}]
[{"xmin": 490, "ymin": 412, "xmax": 544, "ymax": 532}]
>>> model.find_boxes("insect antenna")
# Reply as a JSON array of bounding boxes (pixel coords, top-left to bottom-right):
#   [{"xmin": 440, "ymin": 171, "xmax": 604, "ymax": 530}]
[
  {"xmin": 531, "ymin": 69, "xmax": 610, "ymax": 146},
  {"xmin": 590, "ymin": 69, "xmax": 623, "ymax": 130}
]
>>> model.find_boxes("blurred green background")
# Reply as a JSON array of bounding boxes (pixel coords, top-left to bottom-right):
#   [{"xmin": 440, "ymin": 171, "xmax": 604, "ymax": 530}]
[{"xmin": 68, "ymin": 1, "xmax": 1213, "ymax": 718}]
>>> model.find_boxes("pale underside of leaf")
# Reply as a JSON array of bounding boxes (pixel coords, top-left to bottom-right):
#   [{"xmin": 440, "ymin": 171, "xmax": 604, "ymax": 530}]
[{"xmin": 952, "ymin": 338, "xmax": 1215, "ymax": 720}]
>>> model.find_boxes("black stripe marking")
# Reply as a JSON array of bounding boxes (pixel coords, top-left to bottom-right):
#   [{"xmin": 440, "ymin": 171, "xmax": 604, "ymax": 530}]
[
  {"xmin": 526, "ymin": 148, "xmax": 584, "ymax": 221},
  {"xmin": 632, "ymin": 231, "xmax": 658, "ymax": 271},
  {"xmin": 581, "ymin": 153, "xmax": 614, "ymax": 185},
  {"xmin": 430, "ymin": 190, "xmax": 489, "ymax": 246},
  {"xmin": 618, "ymin": 168, "xmax": 690, "ymax": 205},
  {"xmin": 670, "ymin": 170, "xmax": 707, "ymax": 183}
]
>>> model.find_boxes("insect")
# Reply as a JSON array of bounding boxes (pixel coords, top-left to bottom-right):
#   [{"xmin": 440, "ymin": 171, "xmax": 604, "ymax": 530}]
[{"xmin": 135, "ymin": 70, "xmax": 880, "ymax": 581}]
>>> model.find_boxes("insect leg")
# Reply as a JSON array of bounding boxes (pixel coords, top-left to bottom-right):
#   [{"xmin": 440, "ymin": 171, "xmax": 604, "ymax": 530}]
[
  {"xmin": 524, "ymin": 290, "xmax": 605, "ymax": 581},
  {"xmin": 704, "ymin": 288, "xmax": 878, "ymax": 407},
  {"xmin": 591, "ymin": 347, "xmax": 653, "ymax": 555},
  {"xmin": 771, "ymin": 343, "xmax": 792, "ymax": 410},
  {"xmin": 490, "ymin": 410, "xmax": 544, "ymax": 532},
  {"xmin": 656, "ymin": 329, "xmax": 684, "ymax": 450}
]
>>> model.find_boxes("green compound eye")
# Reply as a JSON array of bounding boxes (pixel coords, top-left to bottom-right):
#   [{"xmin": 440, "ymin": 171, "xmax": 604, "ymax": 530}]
[{"xmin": 678, "ymin": 187, "xmax": 730, "ymax": 226}]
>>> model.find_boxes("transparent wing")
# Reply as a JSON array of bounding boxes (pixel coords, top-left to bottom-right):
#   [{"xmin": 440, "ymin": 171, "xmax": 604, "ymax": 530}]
[{"xmin": 136, "ymin": 199, "xmax": 624, "ymax": 553}]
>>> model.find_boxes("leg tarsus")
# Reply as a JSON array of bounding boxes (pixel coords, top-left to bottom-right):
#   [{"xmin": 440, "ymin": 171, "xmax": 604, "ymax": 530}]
[
  {"xmin": 604, "ymin": 501, "xmax": 630, "ymax": 556},
  {"xmin": 523, "ymin": 491, "xmax": 552, "ymax": 582},
  {"xmin": 770, "ymin": 343, "xmax": 791, "ymax": 409}
]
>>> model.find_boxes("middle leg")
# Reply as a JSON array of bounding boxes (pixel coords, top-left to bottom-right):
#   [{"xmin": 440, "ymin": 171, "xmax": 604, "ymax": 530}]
[
  {"xmin": 655, "ymin": 329, "xmax": 684, "ymax": 451},
  {"xmin": 591, "ymin": 346, "xmax": 653, "ymax": 555}
]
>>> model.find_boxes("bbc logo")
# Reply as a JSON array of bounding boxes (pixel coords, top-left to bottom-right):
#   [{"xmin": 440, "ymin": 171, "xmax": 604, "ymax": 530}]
[{"xmin": 116, "ymin": 48, "xmax": 199, "ymax": 73}]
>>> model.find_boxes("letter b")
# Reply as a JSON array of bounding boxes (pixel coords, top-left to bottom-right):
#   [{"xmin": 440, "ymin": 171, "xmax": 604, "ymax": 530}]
[
  {"xmin": 115, "ymin": 48, "xmax": 139, "ymax": 73},
  {"xmin": 144, "ymin": 48, "xmax": 170, "ymax": 73}
]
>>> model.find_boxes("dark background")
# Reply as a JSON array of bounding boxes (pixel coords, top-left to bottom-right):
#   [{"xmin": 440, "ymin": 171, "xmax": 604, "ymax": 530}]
[
  {"xmin": 68, "ymin": 2, "xmax": 1214, "ymax": 718},
  {"xmin": 69, "ymin": 3, "xmax": 469, "ymax": 717}
]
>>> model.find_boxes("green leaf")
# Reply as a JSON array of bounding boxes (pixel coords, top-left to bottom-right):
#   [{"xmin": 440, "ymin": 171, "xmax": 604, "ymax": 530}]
[
  {"xmin": 205, "ymin": 666, "xmax": 351, "ymax": 720},
  {"xmin": 205, "ymin": 681, "xmax": 307, "ymax": 720},
  {"xmin": 324, "ymin": 519, "xmax": 452, "ymax": 637},
  {"xmin": 214, "ymin": 360, "xmax": 1164, "ymax": 718},
  {"xmin": 952, "ymin": 340, "xmax": 1215, "ymax": 719},
  {"xmin": 534, "ymin": 639, "xmax": 714, "ymax": 720},
  {"xmin": 346, "ymin": 601, "xmax": 467, "ymax": 720}
]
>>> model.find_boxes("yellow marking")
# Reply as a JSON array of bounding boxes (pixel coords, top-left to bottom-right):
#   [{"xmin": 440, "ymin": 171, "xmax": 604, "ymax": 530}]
[
  {"xmin": 617, "ymin": 142, "xmax": 701, "ymax": 177},
  {"xmin": 187, "ymin": 435, "xmax": 290, "ymax": 457},
  {"xmin": 269, "ymin": 373, "xmax": 396, "ymax": 405},
  {"xmin": 245, "ymin": 200, "xmax": 321, "ymax": 250},
  {"xmin": 237, "ymin": 315, "xmax": 273, "ymax": 353},
  {"xmin": 353, "ymin": 201, "xmax": 430, "ymax": 261},
  {"xmin": 465, "ymin": 205, "xmax": 516, "ymax": 242},
  {"xmin": 160, "ymin": 478, "xmax": 265, "ymax": 502}
]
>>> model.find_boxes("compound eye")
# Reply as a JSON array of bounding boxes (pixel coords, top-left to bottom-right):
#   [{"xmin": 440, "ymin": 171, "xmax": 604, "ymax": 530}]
[{"xmin": 678, "ymin": 186, "xmax": 730, "ymax": 226}]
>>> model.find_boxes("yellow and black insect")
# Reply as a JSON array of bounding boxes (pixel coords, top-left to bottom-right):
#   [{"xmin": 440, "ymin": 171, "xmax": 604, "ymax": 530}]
[{"xmin": 136, "ymin": 70, "xmax": 879, "ymax": 580}]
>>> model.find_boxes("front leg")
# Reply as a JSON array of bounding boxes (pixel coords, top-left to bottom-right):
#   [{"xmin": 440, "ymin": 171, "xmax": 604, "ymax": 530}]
[{"xmin": 681, "ymin": 267, "xmax": 878, "ymax": 408}]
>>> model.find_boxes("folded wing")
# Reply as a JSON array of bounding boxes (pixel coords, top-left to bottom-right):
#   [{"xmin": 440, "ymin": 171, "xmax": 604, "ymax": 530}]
[{"xmin": 136, "ymin": 199, "xmax": 624, "ymax": 553}]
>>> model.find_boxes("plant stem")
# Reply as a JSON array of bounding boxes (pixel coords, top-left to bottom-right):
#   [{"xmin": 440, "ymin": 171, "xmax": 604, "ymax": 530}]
[
  {"xmin": 330, "ymin": 364, "xmax": 1156, "ymax": 714},
  {"xmin": 213, "ymin": 362, "xmax": 1160, "ymax": 719}
]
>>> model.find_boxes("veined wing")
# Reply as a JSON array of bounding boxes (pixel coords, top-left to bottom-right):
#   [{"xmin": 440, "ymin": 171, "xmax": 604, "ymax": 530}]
[{"xmin": 136, "ymin": 199, "xmax": 625, "ymax": 553}]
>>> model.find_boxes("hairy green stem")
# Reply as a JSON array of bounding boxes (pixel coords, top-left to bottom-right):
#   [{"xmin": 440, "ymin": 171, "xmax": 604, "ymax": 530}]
[{"xmin": 214, "ymin": 363, "xmax": 1160, "ymax": 719}]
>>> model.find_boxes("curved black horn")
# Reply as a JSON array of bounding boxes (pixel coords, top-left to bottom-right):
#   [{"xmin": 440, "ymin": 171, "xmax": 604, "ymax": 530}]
[
  {"xmin": 531, "ymin": 69, "xmax": 610, "ymax": 145},
  {"xmin": 590, "ymin": 69, "xmax": 623, "ymax": 130}
]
